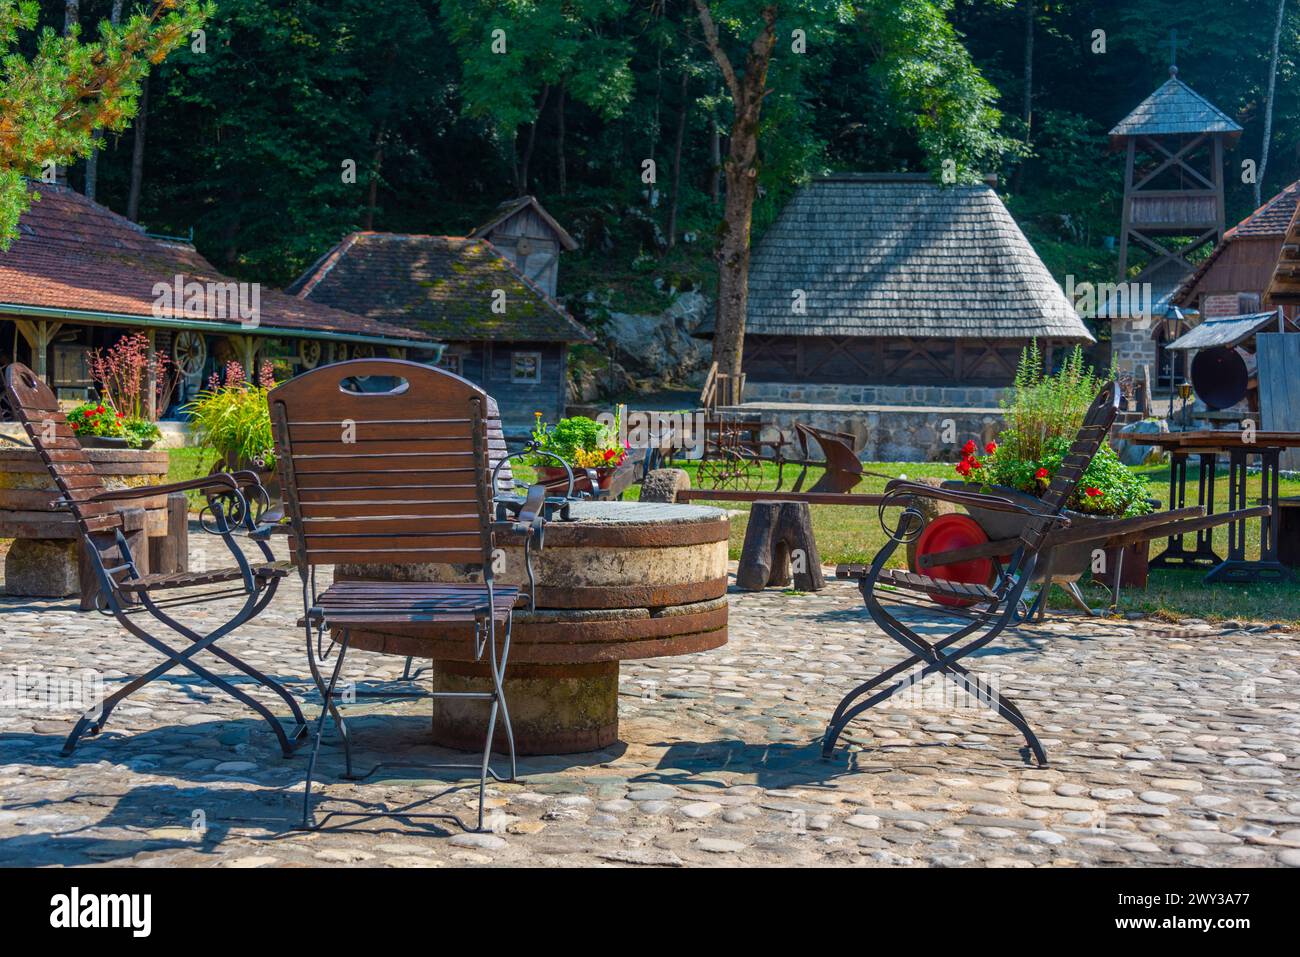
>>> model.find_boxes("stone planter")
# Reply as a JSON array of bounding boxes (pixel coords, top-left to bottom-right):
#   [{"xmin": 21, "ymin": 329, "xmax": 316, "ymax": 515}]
[{"xmin": 0, "ymin": 447, "xmax": 182, "ymax": 603}]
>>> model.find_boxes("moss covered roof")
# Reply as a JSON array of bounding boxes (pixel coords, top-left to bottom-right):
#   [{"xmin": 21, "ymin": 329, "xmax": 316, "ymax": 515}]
[{"xmin": 289, "ymin": 233, "xmax": 592, "ymax": 343}]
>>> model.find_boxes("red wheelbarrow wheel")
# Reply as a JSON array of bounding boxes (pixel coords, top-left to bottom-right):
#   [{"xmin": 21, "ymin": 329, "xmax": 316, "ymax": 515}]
[{"xmin": 911, "ymin": 514, "xmax": 996, "ymax": 608}]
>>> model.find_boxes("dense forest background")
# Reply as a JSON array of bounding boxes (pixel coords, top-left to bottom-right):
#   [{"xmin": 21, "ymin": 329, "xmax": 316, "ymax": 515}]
[{"xmin": 47, "ymin": 0, "xmax": 1300, "ymax": 332}]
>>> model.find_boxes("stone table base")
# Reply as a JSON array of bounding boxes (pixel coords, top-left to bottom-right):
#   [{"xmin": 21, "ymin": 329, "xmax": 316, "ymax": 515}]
[{"xmin": 337, "ymin": 501, "xmax": 731, "ymax": 754}]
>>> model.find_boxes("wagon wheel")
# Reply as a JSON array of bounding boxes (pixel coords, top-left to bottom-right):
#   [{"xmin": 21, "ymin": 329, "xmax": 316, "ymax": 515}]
[
  {"xmin": 298, "ymin": 339, "xmax": 322, "ymax": 369},
  {"xmin": 172, "ymin": 331, "xmax": 207, "ymax": 380}
]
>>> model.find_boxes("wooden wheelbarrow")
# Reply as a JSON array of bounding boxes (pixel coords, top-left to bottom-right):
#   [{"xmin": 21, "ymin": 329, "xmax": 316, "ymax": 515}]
[{"xmin": 912, "ymin": 501, "xmax": 1271, "ymax": 618}]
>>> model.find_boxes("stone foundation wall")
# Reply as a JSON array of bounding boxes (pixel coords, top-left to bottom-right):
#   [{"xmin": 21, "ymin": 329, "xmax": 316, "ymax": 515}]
[
  {"xmin": 742, "ymin": 380, "xmax": 1008, "ymax": 408},
  {"xmin": 1109, "ymin": 318, "xmax": 1157, "ymax": 385},
  {"xmin": 722, "ymin": 402, "xmax": 1006, "ymax": 463}
]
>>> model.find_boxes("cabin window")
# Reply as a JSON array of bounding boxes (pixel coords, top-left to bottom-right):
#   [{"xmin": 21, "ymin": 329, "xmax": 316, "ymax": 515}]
[
  {"xmin": 439, "ymin": 352, "xmax": 462, "ymax": 376},
  {"xmin": 511, "ymin": 351, "xmax": 542, "ymax": 384}
]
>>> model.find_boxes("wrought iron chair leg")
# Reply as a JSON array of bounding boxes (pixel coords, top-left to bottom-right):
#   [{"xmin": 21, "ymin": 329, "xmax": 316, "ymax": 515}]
[
  {"xmin": 494, "ymin": 613, "xmax": 517, "ymax": 781},
  {"xmin": 300, "ymin": 628, "xmax": 352, "ymax": 830},
  {"xmin": 876, "ymin": 613, "xmax": 1049, "ymax": 766},
  {"xmin": 144, "ymin": 589, "xmax": 308, "ymax": 739}
]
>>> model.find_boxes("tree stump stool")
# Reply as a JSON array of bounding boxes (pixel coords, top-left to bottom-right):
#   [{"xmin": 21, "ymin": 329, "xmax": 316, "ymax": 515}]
[
  {"xmin": 640, "ymin": 467, "xmax": 691, "ymax": 503},
  {"xmin": 736, "ymin": 500, "xmax": 825, "ymax": 591}
]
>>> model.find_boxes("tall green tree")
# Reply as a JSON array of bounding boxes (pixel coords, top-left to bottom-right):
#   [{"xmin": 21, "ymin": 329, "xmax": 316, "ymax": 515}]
[
  {"xmin": 693, "ymin": 0, "xmax": 1016, "ymax": 381},
  {"xmin": 0, "ymin": 0, "xmax": 208, "ymax": 247},
  {"xmin": 441, "ymin": 0, "xmax": 634, "ymax": 195}
]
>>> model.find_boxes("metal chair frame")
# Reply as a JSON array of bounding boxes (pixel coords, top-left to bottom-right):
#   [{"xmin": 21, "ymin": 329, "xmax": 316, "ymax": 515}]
[
  {"xmin": 1, "ymin": 363, "xmax": 307, "ymax": 758},
  {"xmin": 823, "ymin": 382, "xmax": 1122, "ymax": 767},
  {"xmin": 266, "ymin": 359, "xmax": 547, "ymax": 833}
]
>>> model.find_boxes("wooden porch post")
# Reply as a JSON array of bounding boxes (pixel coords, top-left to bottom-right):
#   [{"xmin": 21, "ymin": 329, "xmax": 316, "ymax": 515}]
[
  {"xmin": 146, "ymin": 328, "xmax": 157, "ymax": 420},
  {"xmin": 14, "ymin": 319, "xmax": 63, "ymax": 383}
]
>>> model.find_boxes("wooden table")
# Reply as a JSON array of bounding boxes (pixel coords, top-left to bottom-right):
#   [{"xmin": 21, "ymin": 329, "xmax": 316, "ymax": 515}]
[
  {"xmin": 1146, "ymin": 430, "xmax": 1300, "ymax": 584},
  {"xmin": 333, "ymin": 501, "xmax": 730, "ymax": 754}
]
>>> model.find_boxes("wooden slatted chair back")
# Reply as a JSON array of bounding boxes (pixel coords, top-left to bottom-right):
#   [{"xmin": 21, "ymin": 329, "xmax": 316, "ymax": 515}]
[
  {"xmin": 2, "ymin": 363, "xmax": 120, "ymax": 539},
  {"xmin": 269, "ymin": 359, "xmax": 495, "ymax": 569},
  {"xmin": 1018, "ymin": 380, "xmax": 1121, "ymax": 552}
]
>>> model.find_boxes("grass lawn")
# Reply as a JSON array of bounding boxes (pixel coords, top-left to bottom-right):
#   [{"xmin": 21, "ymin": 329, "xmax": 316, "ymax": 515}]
[{"xmin": 169, "ymin": 448, "xmax": 1300, "ymax": 625}]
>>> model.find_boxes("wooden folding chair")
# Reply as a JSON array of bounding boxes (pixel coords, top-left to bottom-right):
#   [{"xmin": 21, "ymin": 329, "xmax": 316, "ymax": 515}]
[
  {"xmin": 266, "ymin": 358, "xmax": 544, "ymax": 832},
  {"xmin": 1, "ymin": 363, "xmax": 307, "ymax": 757},
  {"xmin": 823, "ymin": 381, "xmax": 1122, "ymax": 766}
]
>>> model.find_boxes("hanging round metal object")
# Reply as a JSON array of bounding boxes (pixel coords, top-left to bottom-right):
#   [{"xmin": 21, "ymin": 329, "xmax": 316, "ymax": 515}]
[{"xmin": 1190, "ymin": 346, "xmax": 1248, "ymax": 410}]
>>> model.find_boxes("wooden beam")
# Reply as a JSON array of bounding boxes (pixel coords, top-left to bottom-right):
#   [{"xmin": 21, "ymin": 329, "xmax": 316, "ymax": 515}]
[{"xmin": 13, "ymin": 319, "xmax": 63, "ymax": 382}]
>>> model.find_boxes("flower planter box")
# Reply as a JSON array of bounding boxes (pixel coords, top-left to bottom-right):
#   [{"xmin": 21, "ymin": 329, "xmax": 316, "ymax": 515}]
[
  {"xmin": 941, "ymin": 481, "xmax": 1139, "ymax": 583},
  {"xmin": 537, "ymin": 465, "xmax": 614, "ymax": 491}
]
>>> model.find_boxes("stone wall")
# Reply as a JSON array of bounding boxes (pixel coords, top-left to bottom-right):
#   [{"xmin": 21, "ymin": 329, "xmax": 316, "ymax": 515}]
[
  {"xmin": 1108, "ymin": 317, "xmax": 1157, "ymax": 385},
  {"xmin": 721, "ymin": 401, "xmax": 1006, "ymax": 463},
  {"xmin": 742, "ymin": 380, "xmax": 1008, "ymax": 408}
]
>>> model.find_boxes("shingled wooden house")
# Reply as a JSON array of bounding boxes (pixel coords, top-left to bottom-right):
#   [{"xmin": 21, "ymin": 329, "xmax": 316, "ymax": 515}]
[
  {"xmin": 290, "ymin": 201, "xmax": 592, "ymax": 428},
  {"xmin": 718, "ymin": 173, "xmax": 1092, "ymax": 404},
  {"xmin": 0, "ymin": 183, "xmax": 435, "ymax": 415}
]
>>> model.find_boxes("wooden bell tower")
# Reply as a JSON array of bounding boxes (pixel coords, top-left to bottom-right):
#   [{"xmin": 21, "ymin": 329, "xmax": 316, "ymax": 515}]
[
  {"xmin": 1112, "ymin": 62, "xmax": 1241, "ymax": 304},
  {"xmin": 1107, "ymin": 47, "xmax": 1241, "ymax": 389}
]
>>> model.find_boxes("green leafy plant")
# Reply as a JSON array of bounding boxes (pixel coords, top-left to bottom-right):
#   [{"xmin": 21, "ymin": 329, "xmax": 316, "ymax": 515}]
[
  {"xmin": 182, "ymin": 361, "xmax": 275, "ymax": 469},
  {"xmin": 953, "ymin": 343, "xmax": 1152, "ymax": 517},
  {"xmin": 528, "ymin": 413, "xmax": 626, "ymax": 469}
]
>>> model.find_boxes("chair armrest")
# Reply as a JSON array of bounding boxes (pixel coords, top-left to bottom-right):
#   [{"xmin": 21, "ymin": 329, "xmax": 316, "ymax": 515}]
[
  {"xmin": 84, "ymin": 473, "xmax": 240, "ymax": 504},
  {"xmin": 883, "ymin": 480, "xmax": 1070, "ymax": 527},
  {"xmin": 510, "ymin": 484, "xmax": 548, "ymax": 535},
  {"xmin": 250, "ymin": 514, "xmax": 292, "ymax": 541}
]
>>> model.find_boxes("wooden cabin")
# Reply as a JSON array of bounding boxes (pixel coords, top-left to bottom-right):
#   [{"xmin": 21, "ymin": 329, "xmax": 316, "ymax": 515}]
[
  {"xmin": 290, "ymin": 215, "xmax": 592, "ymax": 429},
  {"xmin": 707, "ymin": 173, "xmax": 1092, "ymax": 403},
  {"xmin": 1174, "ymin": 180, "xmax": 1300, "ymax": 320},
  {"xmin": 469, "ymin": 196, "xmax": 578, "ymax": 299},
  {"xmin": 0, "ymin": 183, "xmax": 435, "ymax": 415}
]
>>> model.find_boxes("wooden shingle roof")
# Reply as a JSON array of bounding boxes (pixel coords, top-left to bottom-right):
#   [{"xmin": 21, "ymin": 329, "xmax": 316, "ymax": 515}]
[
  {"xmin": 733, "ymin": 174, "xmax": 1092, "ymax": 342},
  {"xmin": 1108, "ymin": 69, "xmax": 1242, "ymax": 142},
  {"xmin": 0, "ymin": 183, "xmax": 433, "ymax": 346},
  {"xmin": 290, "ymin": 233, "xmax": 592, "ymax": 343}
]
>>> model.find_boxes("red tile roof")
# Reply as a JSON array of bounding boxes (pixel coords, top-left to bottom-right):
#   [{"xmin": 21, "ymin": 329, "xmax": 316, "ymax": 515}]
[
  {"xmin": 290, "ymin": 232, "xmax": 592, "ymax": 343},
  {"xmin": 1228, "ymin": 180, "xmax": 1300, "ymax": 238},
  {"xmin": 0, "ymin": 183, "xmax": 432, "ymax": 345},
  {"xmin": 1173, "ymin": 179, "xmax": 1300, "ymax": 306}
]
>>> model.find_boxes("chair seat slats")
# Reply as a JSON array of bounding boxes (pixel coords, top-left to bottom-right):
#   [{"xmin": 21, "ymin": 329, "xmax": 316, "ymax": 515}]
[{"xmin": 116, "ymin": 561, "xmax": 292, "ymax": 593}]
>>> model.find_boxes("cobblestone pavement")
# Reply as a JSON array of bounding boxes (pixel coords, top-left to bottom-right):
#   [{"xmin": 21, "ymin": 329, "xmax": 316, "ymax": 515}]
[{"xmin": 0, "ymin": 533, "xmax": 1297, "ymax": 868}]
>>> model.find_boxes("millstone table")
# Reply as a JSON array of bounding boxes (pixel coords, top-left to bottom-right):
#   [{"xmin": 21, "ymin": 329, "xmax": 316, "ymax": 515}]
[{"xmin": 334, "ymin": 501, "xmax": 730, "ymax": 754}]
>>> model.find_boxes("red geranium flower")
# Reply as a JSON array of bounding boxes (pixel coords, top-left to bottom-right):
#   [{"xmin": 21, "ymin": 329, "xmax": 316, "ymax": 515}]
[
  {"xmin": 96, "ymin": 405, "xmax": 105, "ymax": 414},
  {"xmin": 1035, "ymin": 467, "xmax": 1049, "ymax": 480},
  {"xmin": 985, "ymin": 442, "xmax": 997, "ymax": 454},
  {"xmin": 603, "ymin": 448, "xmax": 617, "ymax": 461},
  {"xmin": 115, "ymin": 411, "xmax": 123, "ymax": 418},
  {"xmin": 969, "ymin": 458, "xmax": 981, "ymax": 469},
  {"xmin": 1085, "ymin": 486, "xmax": 1103, "ymax": 497},
  {"xmin": 961, "ymin": 439, "xmax": 977, "ymax": 455},
  {"xmin": 955, "ymin": 459, "xmax": 971, "ymax": 477}
]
